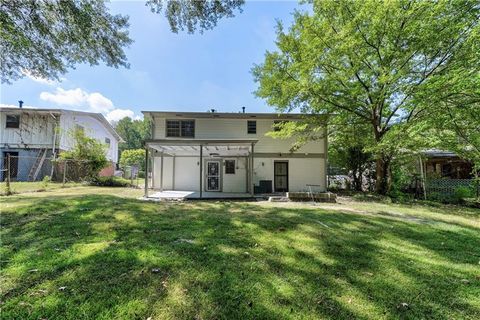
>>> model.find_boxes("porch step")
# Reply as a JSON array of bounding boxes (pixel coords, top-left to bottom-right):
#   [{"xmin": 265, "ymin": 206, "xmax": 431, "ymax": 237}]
[
  {"xmin": 268, "ymin": 196, "xmax": 290, "ymax": 202},
  {"xmin": 287, "ymin": 192, "xmax": 337, "ymax": 203}
]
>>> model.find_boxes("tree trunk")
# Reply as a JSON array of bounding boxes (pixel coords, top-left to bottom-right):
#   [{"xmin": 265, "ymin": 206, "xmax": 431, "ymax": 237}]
[{"xmin": 375, "ymin": 155, "xmax": 391, "ymax": 195}]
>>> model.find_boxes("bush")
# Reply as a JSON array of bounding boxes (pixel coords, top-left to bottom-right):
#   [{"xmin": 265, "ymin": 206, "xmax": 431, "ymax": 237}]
[
  {"xmin": 387, "ymin": 189, "xmax": 414, "ymax": 202},
  {"xmin": 453, "ymin": 186, "xmax": 474, "ymax": 203},
  {"xmin": 138, "ymin": 171, "xmax": 145, "ymax": 178},
  {"xmin": 428, "ymin": 186, "xmax": 474, "ymax": 204},
  {"xmin": 42, "ymin": 175, "xmax": 51, "ymax": 188},
  {"xmin": 89, "ymin": 176, "xmax": 133, "ymax": 187}
]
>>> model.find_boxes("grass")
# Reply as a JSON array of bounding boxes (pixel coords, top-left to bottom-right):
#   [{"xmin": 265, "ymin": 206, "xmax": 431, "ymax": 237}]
[
  {"xmin": 1, "ymin": 187, "xmax": 479, "ymax": 319},
  {"xmin": 0, "ymin": 181, "xmax": 82, "ymax": 195}
]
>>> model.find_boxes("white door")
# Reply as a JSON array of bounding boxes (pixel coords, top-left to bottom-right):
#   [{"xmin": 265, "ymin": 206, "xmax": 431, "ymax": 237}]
[{"xmin": 206, "ymin": 160, "xmax": 221, "ymax": 191}]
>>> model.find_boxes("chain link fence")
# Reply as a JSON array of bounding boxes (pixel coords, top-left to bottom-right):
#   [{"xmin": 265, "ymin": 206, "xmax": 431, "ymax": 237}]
[
  {"xmin": 426, "ymin": 178, "xmax": 480, "ymax": 197},
  {"xmin": 121, "ymin": 164, "xmax": 145, "ymax": 188},
  {"xmin": 0, "ymin": 155, "xmax": 109, "ymax": 195}
]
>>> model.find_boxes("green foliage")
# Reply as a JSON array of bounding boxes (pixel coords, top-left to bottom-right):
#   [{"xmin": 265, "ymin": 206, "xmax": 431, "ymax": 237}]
[
  {"xmin": 146, "ymin": 0, "xmax": 244, "ymax": 33},
  {"xmin": 1, "ymin": 0, "xmax": 131, "ymax": 83},
  {"xmin": 41, "ymin": 175, "xmax": 51, "ymax": 189},
  {"xmin": 454, "ymin": 186, "xmax": 474, "ymax": 202},
  {"xmin": 428, "ymin": 186, "xmax": 475, "ymax": 204},
  {"xmin": 89, "ymin": 176, "xmax": 132, "ymax": 187},
  {"xmin": 114, "ymin": 117, "xmax": 151, "ymax": 156},
  {"xmin": 119, "ymin": 149, "xmax": 146, "ymax": 170},
  {"xmin": 253, "ymin": 0, "xmax": 480, "ymax": 194},
  {"xmin": 329, "ymin": 123, "xmax": 375, "ymax": 191},
  {"xmin": 59, "ymin": 129, "xmax": 108, "ymax": 180}
]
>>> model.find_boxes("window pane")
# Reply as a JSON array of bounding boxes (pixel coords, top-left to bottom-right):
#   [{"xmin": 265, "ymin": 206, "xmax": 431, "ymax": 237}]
[
  {"xmin": 166, "ymin": 120, "xmax": 180, "ymax": 137},
  {"xmin": 6, "ymin": 115, "xmax": 20, "ymax": 128},
  {"xmin": 247, "ymin": 121, "xmax": 256, "ymax": 134},
  {"xmin": 181, "ymin": 120, "xmax": 195, "ymax": 137}
]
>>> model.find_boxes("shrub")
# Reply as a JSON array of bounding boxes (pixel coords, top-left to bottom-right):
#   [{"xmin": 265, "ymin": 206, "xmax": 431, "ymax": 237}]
[
  {"xmin": 89, "ymin": 176, "xmax": 132, "ymax": 187},
  {"xmin": 58, "ymin": 128, "xmax": 108, "ymax": 181},
  {"xmin": 453, "ymin": 186, "xmax": 474, "ymax": 203},
  {"xmin": 42, "ymin": 175, "xmax": 51, "ymax": 188},
  {"xmin": 428, "ymin": 186, "xmax": 474, "ymax": 204}
]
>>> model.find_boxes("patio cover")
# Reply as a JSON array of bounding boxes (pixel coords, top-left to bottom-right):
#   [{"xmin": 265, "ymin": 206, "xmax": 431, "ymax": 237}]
[{"xmin": 144, "ymin": 139, "xmax": 258, "ymax": 198}]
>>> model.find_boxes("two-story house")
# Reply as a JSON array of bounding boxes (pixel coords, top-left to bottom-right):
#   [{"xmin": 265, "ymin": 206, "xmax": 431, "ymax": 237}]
[
  {"xmin": 143, "ymin": 111, "xmax": 327, "ymax": 198},
  {"xmin": 0, "ymin": 106, "xmax": 122, "ymax": 181}
]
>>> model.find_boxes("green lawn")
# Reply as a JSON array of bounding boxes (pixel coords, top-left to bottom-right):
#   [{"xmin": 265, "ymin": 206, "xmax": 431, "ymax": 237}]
[
  {"xmin": 0, "ymin": 181, "xmax": 83, "ymax": 195},
  {"xmin": 1, "ymin": 187, "xmax": 479, "ymax": 319}
]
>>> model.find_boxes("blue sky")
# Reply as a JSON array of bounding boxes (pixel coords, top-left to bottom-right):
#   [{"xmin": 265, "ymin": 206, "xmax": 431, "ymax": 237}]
[{"xmin": 0, "ymin": 1, "xmax": 306, "ymax": 122}]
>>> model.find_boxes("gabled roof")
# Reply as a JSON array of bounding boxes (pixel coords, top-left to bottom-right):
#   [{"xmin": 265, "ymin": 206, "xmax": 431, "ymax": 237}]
[{"xmin": 0, "ymin": 107, "xmax": 123, "ymax": 142}]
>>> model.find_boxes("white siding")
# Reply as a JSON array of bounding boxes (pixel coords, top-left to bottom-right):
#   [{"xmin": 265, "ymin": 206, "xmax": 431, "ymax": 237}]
[
  {"xmin": 149, "ymin": 114, "xmax": 327, "ymax": 193},
  {"xmin": 153, "ymin": 117, "xmax": 324, "ymax": 154},
  {"xmin": 253, "ymin": 158, "xmax": 325, "ymax": 192},
  {"xmin": 0, "ymin": 111, "xmax": 57, "ymax": 148},
  {"xmin": 222, "ymin": 157, "xmax": 248, "ymax": 192},
  {"xmin": 151, "ymin": 156, "xmax": 325, "ymax": 192},
  {"xmin": 59, "ymin": 112, "xmax": 118, "ymax": 163}
]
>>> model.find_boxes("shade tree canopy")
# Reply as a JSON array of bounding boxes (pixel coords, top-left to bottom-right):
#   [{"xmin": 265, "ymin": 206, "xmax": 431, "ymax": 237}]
[
  {"xmin": 146, "ymin": 0, "xmax": 244, "ymax": 33},
  {"xmin": 1, "ymin": 0, "xmax": 132, "ymax": 83},
  {"xmin": 253, "ymin": 0, "xmax": 480, "ymax": 194},
  {"xmin": 2, "ymin": 0, "xmax": 245, "ymax": 83}
]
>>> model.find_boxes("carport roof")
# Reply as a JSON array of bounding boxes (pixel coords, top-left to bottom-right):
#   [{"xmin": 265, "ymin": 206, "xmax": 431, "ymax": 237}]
[{"xmin": 145, "ymin": 139, "xmax": 258, "ymax": 156}]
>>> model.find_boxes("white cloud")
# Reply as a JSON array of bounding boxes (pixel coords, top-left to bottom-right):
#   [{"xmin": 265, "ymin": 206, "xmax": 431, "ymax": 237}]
[
  {"xmin": 40, "ymin": 87, "xmax": 114, "ymax": 114},
  {"xmin": 40, "ymin": 88, "xmax": 88, "ymax": 106},
  {"xmin": 106, "ymin": 108, "xmax": 141, "ymax": 122},
  {"xmin": 39, "ymin": 86, "xmax": 140, "ymax": 123},
  {"xmin": 86, "ymin": 92, "xmax": 114, "ymax": 113}
]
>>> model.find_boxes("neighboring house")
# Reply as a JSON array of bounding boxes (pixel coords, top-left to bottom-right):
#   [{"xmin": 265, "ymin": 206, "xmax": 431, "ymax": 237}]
[
  {"xmin": 0, "ymin": 106, "xmax": 122, "ymax": 181},
  {"xmin": 143, "ymin": 111, "xmax": 327, "ymax": 198},
  {"xmin": 423, "ymin": 149, "xmax": 474, "ymax": 179}
]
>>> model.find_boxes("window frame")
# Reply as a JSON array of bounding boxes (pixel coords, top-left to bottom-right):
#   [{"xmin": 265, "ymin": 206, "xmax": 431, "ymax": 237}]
[
  {"xmin": 224, "ymin": 160, "xmax": 235, "ymax": 174},
  {"xmin": 166, "ymin": 119, "xmax": 195, "ymax": 138},
  {"xmin": 5, "ymin": 114, "xmax": 20, "ymax": 129},
  {"xmin": 247, "ymin": 120, "xmax": 256, "ymax": 134}
]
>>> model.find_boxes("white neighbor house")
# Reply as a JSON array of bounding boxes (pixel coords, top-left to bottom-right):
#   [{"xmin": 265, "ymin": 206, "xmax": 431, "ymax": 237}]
[
  {"xmin": 143, "ymin": 111, "xmax": 327, "ymax": 198},
  {"xmin": 0, "ymin": 106, "xmax": 122, "ymax": 181}
]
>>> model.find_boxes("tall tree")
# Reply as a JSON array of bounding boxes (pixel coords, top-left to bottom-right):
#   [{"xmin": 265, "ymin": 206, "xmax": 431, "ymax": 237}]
[
  {"xmin": 253, "ymin": 0, "xmax": 480, "ymax": 194},
  {"xmin": 113, "ymin": 117, "xmax": 151, "ymax": 155},
  {"xmin": 146, "ymin": 0, "xmax": 244, "ymax": 33},
  {"xmin": 1, "ymin": 0, "xmax": 132, "ymax": 83}
]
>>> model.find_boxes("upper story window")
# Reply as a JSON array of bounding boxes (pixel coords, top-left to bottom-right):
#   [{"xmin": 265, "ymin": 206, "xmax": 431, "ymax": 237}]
[
  {"xmin": 247, "ymin": 120, "xmax": 256, "ymax": 134},
  {"xmin": 166, "ymin": 120, "xmax": 195, "ymax": 138},
  {"xmin": 225, "ymin": 160, "xmax": 235, "ymax": 174},
  {"xmin": 6, "ymin": 114, "xmax": 20, "ymax": 128},
  {"xmin": 105, "ymin": 137, "xmax": 111, "ymax": 146}
]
